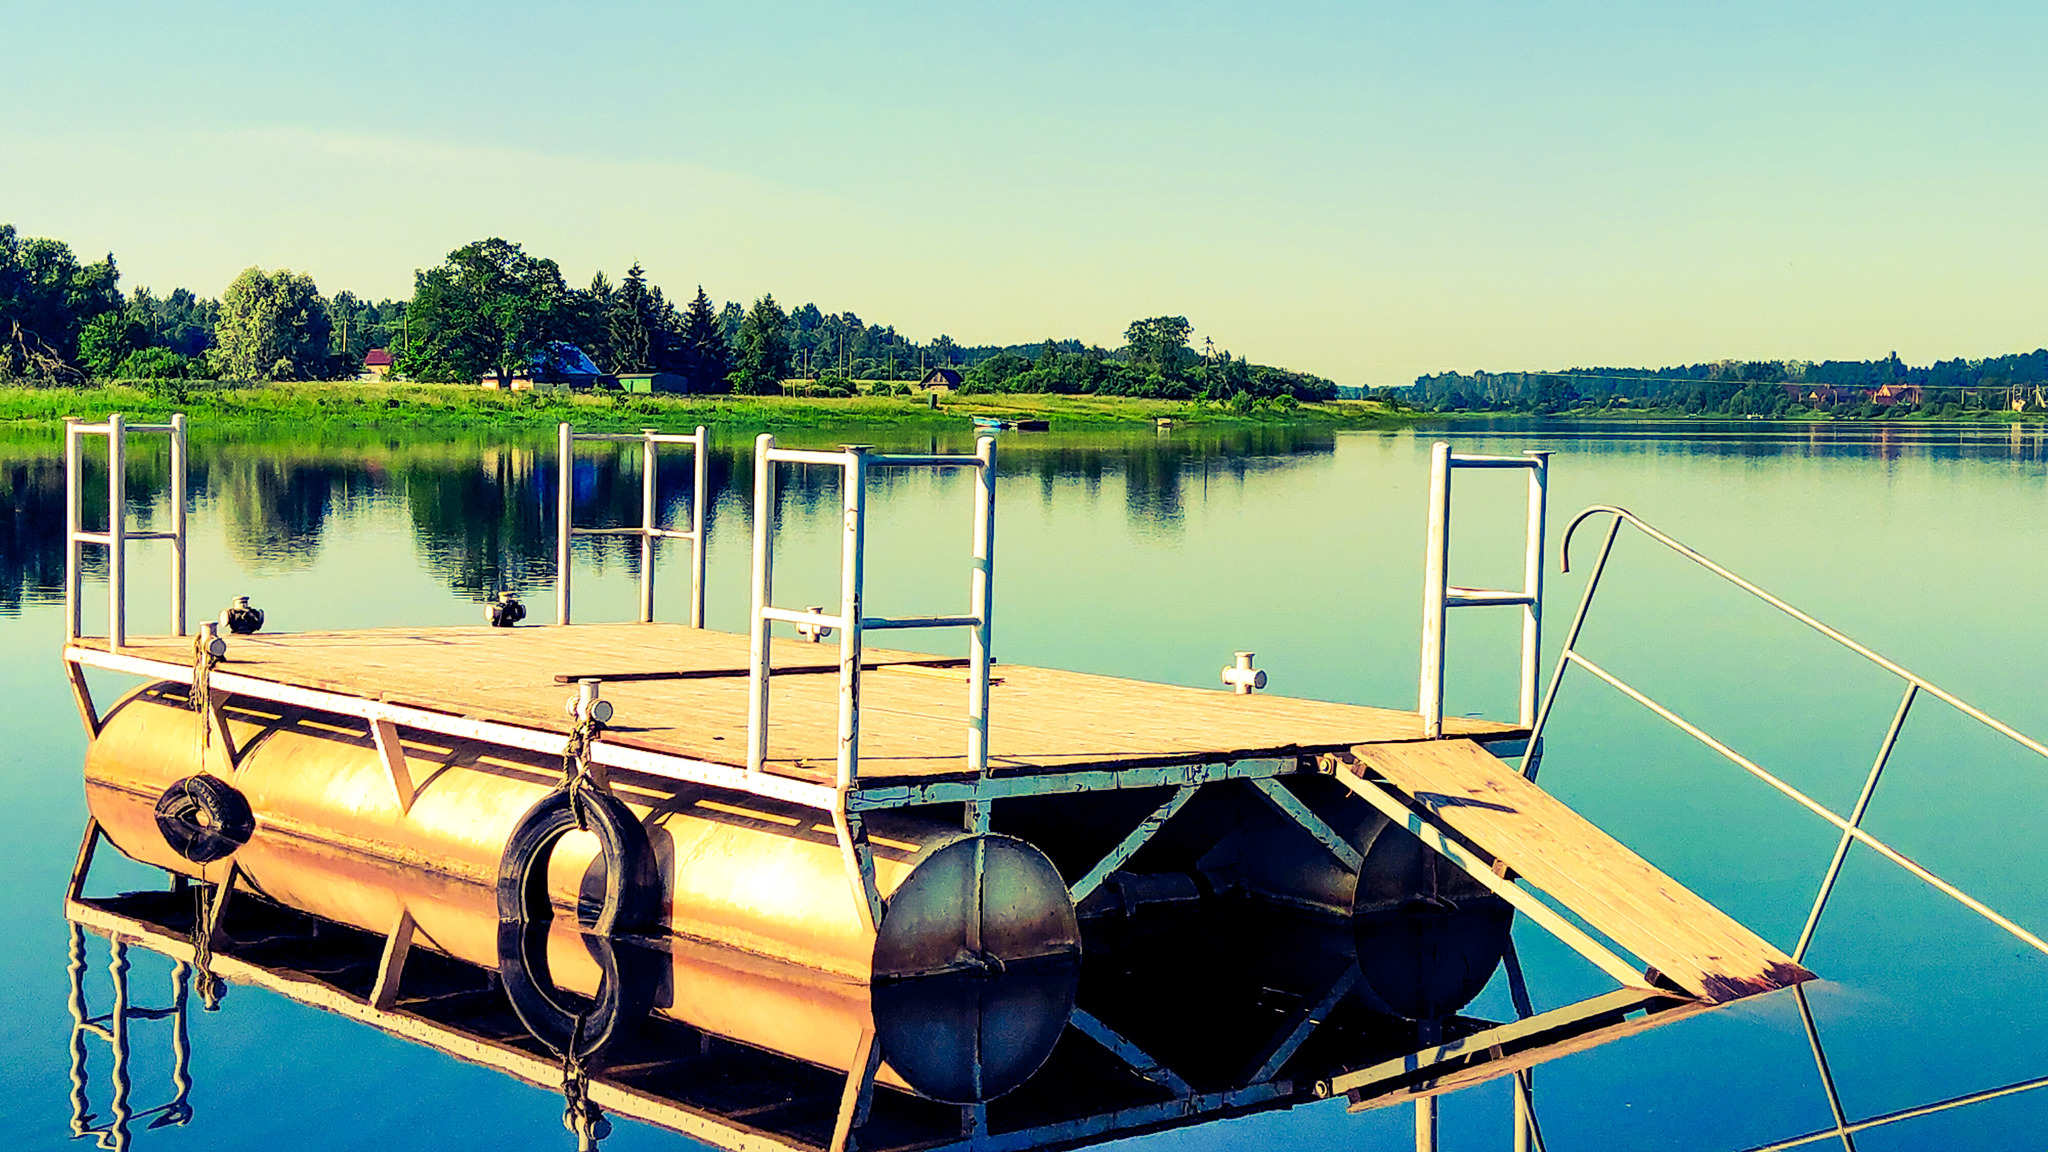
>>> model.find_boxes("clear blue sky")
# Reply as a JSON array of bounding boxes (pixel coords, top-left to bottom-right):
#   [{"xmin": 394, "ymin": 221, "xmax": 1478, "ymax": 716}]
[{"xmin": 7, "ymin": 1, "xmax": 2044, "ymax": 384}]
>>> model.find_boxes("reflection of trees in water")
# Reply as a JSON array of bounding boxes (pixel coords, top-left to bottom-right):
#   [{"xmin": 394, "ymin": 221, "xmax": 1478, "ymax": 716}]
[
  {"xmin": 0, "ymin": 426, "xmax": 1350, "ymax": 612},
  {"xmin": 0, "ymin": 458, "xmax": 66, "ymax": 615},
  {"xmin": 0, "ymin": 448, "xmax": 172, "ymax": 616},
  {"xmin": 215, "ymin": 456, "xmax": 378, "ymax": 571}
]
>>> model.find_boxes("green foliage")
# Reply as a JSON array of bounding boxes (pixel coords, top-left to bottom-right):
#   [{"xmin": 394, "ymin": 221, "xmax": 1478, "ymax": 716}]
[
  {"xmin": 1124, "ymin": 315, "xmax": 1193, "ymax": 377},
  {"xmin": 607, "ymin": 263, "xmax": 657, "ymax": 373},
  {"xmin": 0, "ymin": 223, "xmax": 121, "ymax": 378},
  {"xmin": 400, "ymin": 239, "xmax": 572, "ymax": 384},
  {"xmin": 729, "ymin": 294, "xmax": 790, "ymax": 395},
  {"xmin": 676, "ymin": 286, "xmax": 731, "ymax": 394},
  {"xmin": 209, "ymin": 266, "xmax": 333, "ymax": 381},
  {"xmin": 78, "ymin": 310, "xmax": 149, "ymax": 377},
  {"xmin": 118, "ymin": 346, "xmax": 198, "ymax": 380}
]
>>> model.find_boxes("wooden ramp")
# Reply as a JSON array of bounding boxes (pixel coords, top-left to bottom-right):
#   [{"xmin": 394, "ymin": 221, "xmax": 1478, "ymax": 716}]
[{"xmin": 1329, "ymin": 739, "xmax": 1812, "ymax": 1004}]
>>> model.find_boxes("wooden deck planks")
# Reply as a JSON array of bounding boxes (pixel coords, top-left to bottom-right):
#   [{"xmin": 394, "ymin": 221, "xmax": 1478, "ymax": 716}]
[
  {"xmin": 75, "ymin": 624, "xmax": 1521, "ymax": 785},
  {"xmin": 1340, "ymin": 739, "xmax": 1812, "ymax": 1003}
]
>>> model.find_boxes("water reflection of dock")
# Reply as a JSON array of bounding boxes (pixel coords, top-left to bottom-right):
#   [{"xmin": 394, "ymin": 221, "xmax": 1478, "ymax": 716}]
[{"xmin": 67, "ymin": 885, "xmax": 1708, "ymax": 1152}]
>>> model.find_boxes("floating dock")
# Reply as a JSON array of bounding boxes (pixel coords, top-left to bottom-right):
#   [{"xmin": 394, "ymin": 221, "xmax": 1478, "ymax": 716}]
[{"xmin": 57, "ymin": 416, "xmax": 1807, "ymax": 1047}]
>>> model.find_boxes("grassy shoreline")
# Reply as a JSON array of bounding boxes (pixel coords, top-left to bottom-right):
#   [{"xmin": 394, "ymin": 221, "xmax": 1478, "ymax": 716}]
[{"xmin": 0, "ymin": 380, "xmax": 1415, "ymax": 434}]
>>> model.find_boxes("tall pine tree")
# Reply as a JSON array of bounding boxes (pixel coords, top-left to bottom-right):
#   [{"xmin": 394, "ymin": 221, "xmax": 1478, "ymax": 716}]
[
  {"xmin": 678, "ymin": 286, "xmax": 730, "ymax": 393},
  {"xmin": 607, "ymin": 263, "xmax": 653, "ymax": 373}
]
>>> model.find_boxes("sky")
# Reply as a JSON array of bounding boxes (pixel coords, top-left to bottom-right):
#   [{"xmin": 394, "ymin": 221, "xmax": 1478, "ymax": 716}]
[{"xmin": 5, "ymin": 1, "xmax": 2046, "ymax": 385}]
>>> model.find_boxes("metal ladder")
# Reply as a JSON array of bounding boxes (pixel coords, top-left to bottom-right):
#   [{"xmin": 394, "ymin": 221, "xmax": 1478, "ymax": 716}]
[
  {"xmin": 554, "ymin": 423, "xmax": 709, "ymax": 627},
  {"xmin": 745, "ymin": 436, "xmax": 997, "ymax": 794},
  {"xmin": 64, "ymin": 413, "xmax": 189, "ymax": 649},
  {"xmin": 67, "ymin": 924, "xmax": 194, "ymax": 1149},
  {"xmin": 1418, "ymin": 441, "xmax": 1550, "ymax": 738}
]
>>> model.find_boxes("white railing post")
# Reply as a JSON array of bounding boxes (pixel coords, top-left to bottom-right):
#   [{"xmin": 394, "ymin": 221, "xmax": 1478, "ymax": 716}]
[
  {"xmin": 690, "ymin": 425, "xmax": 708, "ymax": 629},
  {"xmin": 1419, "ymin": 442, "xmax": 1451, "ymax": 737},
  {"xmin": 968, "ymin": 435, "xmax": 996, "ymax": 780},
  {"xmin": 169, "ymin": 413, "xmax": 188, "ymax": 636},
  {"xmin": 639, "ymin": 427, "xmax": 658, "ymax": 623},
  {"xmin": 555, "ymin": 421, "xmax": 573, "ymax": 626},
  {"xmin": 107, "ymin": 413, "xmax": 127, "ymax": 650},
  {"xmin": 1519, "ymin": 451, "xmax": 1550, "ymax": 728},
  {"xmin": 838, "ymin": 447, "xmax": 870, "ymax": 790},
  {"xmin": 747, "ymin": 434, "xmax": 777, "ymax": 773},
  {"xmin": 64, "ymin": 418, "xmax": 82, "ymax": 640}
]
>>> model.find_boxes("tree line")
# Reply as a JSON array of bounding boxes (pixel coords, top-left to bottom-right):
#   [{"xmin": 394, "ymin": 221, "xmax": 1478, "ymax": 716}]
[
  {"xmin": 1, "ymin": 225, "xmax": 1332, "ymax": 401},
  {"xmin": 1409, "ymin": 350, "xmax": 2048, "ymax": 417}
]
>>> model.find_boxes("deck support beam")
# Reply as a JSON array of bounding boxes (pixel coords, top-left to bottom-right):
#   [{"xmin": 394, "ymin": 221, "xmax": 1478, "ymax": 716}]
[
  {"xmin": 1070, "ymin": 1008, "xmax": 1193, "ymax": 1097},
  {"xmin": 1070, "ymin": 785, "xmax": 1196, "ymax": 904},
  {"xmin": 370, "ymin": 720, "xmax": 417, "ymax": 815},
  {"xmin": 370, "ymin": 908, "xmax": 416, "ymax": 1011},
  {"xmin": 68, "ymin": 819, "xmax": 104, "ymax": 903},
  {"xmin": 1248, "ymin": 777, "xmax": 1363, "ymax": 872},
  {"xmin": 828, "ymin": 1028, "xmax": 882, "ymax": 1152},
  {"xmin": 1244, "ymin": 963, "xmax": 1359, "ymax": 1084},
  {"xmin": 67, "ymin": 661, "xmax": 101, "ymax": 740},
  {"xmin": 1327, "ymin": 766, "xmax": 1652, "ymax": 994},
  {"xmin": 833, "ymin": 806, "xmax": 881, "ymax": 935}
]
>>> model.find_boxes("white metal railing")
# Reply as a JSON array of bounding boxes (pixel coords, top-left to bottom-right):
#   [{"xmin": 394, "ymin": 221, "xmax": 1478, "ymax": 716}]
[
  {"xmin": 746, "ymin": 435, "xmax": 996, "ymax": 798},
  {"xmin": 555, "ymin": 423, "xmax": 708, "ymax": 628},
  {"xmin": 1530, "ymin": 504, "xmax": 2048, "ymax": 968},
  {"xmin": 65, "ymin": 412, "xmax": 188, "ymax": 648},
  {"xmin": 1418, "ymin": 441, "xmax": 1550, "ymax": 737}
]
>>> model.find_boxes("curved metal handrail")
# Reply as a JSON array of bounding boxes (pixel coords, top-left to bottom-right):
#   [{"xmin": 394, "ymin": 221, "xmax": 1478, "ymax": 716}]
[
  {"xmin": 1532, "ymin": 504, "xmax": 2048, "ymax": 966},
  {"xmin": 1553, "ymin": 504, "xmax": 2048, "ymax": 759}
]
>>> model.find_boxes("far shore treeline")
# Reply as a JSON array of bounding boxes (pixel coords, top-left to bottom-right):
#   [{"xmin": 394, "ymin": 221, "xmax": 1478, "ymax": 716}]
[
  {"xmin": 0, "ymin": 225, "xmax": 1336, "ymax": 407},
  {"xmin": 1404, "ymin": 350, "xmax": 2048, "ymax": 418}
]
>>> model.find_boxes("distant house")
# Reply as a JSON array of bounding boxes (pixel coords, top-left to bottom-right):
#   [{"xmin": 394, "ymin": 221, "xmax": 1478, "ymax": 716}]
[
  {"xmin": 920, "ymin": 367, "xmax": 962, "ymax": 392},
  {"xmin": 617, "ymin": 371, "xmax": 690, "ymax": 394},
  {"xmin": 360, "ymin": 348, "xmax": 394, "ymax": 382},
  {"xmin": 481, "ymin": 342, "xmax": 606, "ymax": 390},
  {"xmin": 1781, "ymin": 383, "xmax": 1844, "ymax": 406},
  {"xmin": 1870, "ymin": 383, "xmax": 1922, "ymax": 407}
]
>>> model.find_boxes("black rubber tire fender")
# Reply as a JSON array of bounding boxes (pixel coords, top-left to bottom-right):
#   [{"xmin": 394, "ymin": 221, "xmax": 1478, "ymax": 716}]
[
  {"xmin": 153, "ymin": 775, "xmax": 256, "ymax": 864},
  {"xmin": 495, "ymin": 788, "xmax": 660, "ymax": 937},
  {"xmin": 495, "ymin": 915, "xmax": 662, "ymax": 1062}
]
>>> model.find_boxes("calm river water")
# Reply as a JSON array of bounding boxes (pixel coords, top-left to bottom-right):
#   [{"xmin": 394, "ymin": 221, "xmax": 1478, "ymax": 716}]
[{"xmin": 4, "ymin": 418, "xmax": 2047, "ymax": 1150}]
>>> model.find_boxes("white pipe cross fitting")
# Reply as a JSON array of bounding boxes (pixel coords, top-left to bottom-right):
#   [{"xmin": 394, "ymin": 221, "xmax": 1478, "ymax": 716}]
[
  {"xmin": 795, "ymin": 606, "xmax": 834, "ymax": 643},
  {"xmin": 1222, "ymin": 651, "xmax": 1267, "ymax": 695},
  {"xmin": 564, "ymin": 677, "xmax": 615, "ymax": 725}
]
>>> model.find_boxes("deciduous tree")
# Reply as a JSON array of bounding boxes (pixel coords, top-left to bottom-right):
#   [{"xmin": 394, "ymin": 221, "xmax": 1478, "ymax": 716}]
[
  {"xmin": 399, "ymin": 238, "xmax": 571, "ymax": 384},
  {"xmin": 210, "ymin": 266, "xmax": 333, "ymax": 380}
]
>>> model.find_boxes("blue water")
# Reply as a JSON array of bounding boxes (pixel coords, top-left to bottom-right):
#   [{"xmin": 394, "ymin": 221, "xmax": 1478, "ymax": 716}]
[{"xmin": 6, "ymin": 418, "xmax": 2048, "ymax": 1150}]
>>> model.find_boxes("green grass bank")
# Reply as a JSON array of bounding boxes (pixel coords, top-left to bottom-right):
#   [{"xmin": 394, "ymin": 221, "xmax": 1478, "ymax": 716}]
[{"xmin": 0, "ymin": 380, "xmax": 1416, "ymax": 434}]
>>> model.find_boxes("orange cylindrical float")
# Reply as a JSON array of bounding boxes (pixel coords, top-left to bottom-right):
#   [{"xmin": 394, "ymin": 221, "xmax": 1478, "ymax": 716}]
[{"xmin": 85, "ymin": 683, "xmax": 1080, "ymax": 984}]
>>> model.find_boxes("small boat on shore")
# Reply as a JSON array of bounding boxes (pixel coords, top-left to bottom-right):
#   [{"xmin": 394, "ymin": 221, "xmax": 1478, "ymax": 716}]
[{"xmin": 970, "ymin": 416, "xmax": 1050, "ymax": 431}]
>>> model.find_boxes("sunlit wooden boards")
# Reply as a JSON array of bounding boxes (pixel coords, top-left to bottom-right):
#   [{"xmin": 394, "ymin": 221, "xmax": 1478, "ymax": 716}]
[
  {"xmin": 1331, "ymin": 738, "xmax": 1812, "ymax": 1004},
  {"xmin": 69, "ymin": 623, "xmax": 1523, "ymax": 786}
]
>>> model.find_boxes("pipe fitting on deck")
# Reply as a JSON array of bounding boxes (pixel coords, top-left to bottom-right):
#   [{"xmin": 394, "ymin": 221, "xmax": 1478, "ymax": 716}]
[
  {"xmin": 1221, "ymin": 651, "xmax": 1266, "ymax": 695},
  {"xmin": 563, "ymin": 678, "xmax": 614, "ymax": 725},
  {"xmin": 795, "ymin": 606, "xmax": 834, "ymax": 643}
]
